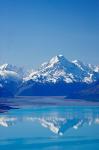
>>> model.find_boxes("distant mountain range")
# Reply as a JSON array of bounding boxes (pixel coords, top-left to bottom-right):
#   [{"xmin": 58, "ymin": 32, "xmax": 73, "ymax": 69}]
[{"xmin": 0, "ymin": 55, "xmax": 99, "ymax": 100}]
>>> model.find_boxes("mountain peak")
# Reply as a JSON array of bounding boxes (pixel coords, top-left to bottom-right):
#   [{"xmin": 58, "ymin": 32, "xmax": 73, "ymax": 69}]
[
  {"xmin": 0, "ymin": 63, "xmax": 18, "ymax": 71},
  {"xmin": 49, "ymin": 55, "xmax": 69, "ymax": 67},
  {"xmin": 0, "ymin": 63, "xmax": 9, "ymax": 70},
  {"xmin": 50, "ymin": 55, "xmax": 62, "ymax": 63},
  {"xmin": 55, "ymin": 54, "xmax": 65, "ymax": 60},
  {"xmin": 0, "ymin": 63, "xmax": 27, "ymax": 78}
]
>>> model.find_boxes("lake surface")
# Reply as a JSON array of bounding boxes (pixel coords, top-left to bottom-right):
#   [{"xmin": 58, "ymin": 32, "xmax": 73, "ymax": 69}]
[{"xmin": 0, "ymin": 97, "xmax": 99, "ymax": 150}]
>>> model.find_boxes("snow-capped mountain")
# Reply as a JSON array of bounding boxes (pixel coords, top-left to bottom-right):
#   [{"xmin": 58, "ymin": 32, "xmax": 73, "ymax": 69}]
[
  {"xmin": 0, "ymin": 63, "xmax": 27, "ymax": 78},
  {"xmin": 0, "ymin": 64, "xmax": 26, "ymax": 97},
  {"xmin": 24, "ymin": 55, "xmax": 99, "ymax": 83},
  {"xmin": 0, "ymin": 55, "xmax": 99, "ymax": 97}
]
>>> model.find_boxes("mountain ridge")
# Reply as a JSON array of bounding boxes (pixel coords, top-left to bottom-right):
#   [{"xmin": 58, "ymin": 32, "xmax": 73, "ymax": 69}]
[
  {"xmin": 24, "ymin": 55, "xmax": 99, "ymax": 83},
  {"xmin": 0, "ymin": 55, "xmax": 99, "ymax": 99}
]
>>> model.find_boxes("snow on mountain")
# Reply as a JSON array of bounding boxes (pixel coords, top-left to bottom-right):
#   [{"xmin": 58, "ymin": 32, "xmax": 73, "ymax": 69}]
[
  {"xmin": 0, "ymin": 63, "xmax": 28, "ymax": 87},
  {"xmin": 0, "ymin": 64, "xmax": 23, "ymax": 86},
  {"xmin": 0, "ymin": 63, "xmax": 26, "ymax": 97},
  {"xmin": 24, "ymin": 55, "xmax": 99, "ymax": 84},
  {"xmin": 94, "ymin": 66, "xmax": 99, "ymax": 72},
  {"xmin": 0, "ymin": 63, "xmax": 27, "ymax": 78},
  {"xmin": 1, "ymin": 56, "xmax": 97, "ymax": 85},
  {"xmin": 0, "ymin": 55, "xmax": 99, "ymax": 97},
  {"xmin": 0, "ymin": 70, "xmax": 19, "ymax": 80}
]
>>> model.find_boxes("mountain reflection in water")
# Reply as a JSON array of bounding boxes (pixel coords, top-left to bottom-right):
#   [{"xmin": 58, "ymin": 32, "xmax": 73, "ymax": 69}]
[
  {"xmin": 0, "ymin": 98, "xmax": 99, "ymax": 150},
  {"xmin": 0, "ymin": 106, "xmax": 99, "ymax": 136}
]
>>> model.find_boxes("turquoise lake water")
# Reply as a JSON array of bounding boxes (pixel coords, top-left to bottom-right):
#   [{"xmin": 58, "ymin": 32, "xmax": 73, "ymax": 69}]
[{"xmin": 0, "ymin": 97, "xmax": 99, "ymax": 150}]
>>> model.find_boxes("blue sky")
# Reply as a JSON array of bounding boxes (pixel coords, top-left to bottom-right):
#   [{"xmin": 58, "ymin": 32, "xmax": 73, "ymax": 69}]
[{"xmin": 0, "ymin": 0, "xmax": 99, "ymax": 68}]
